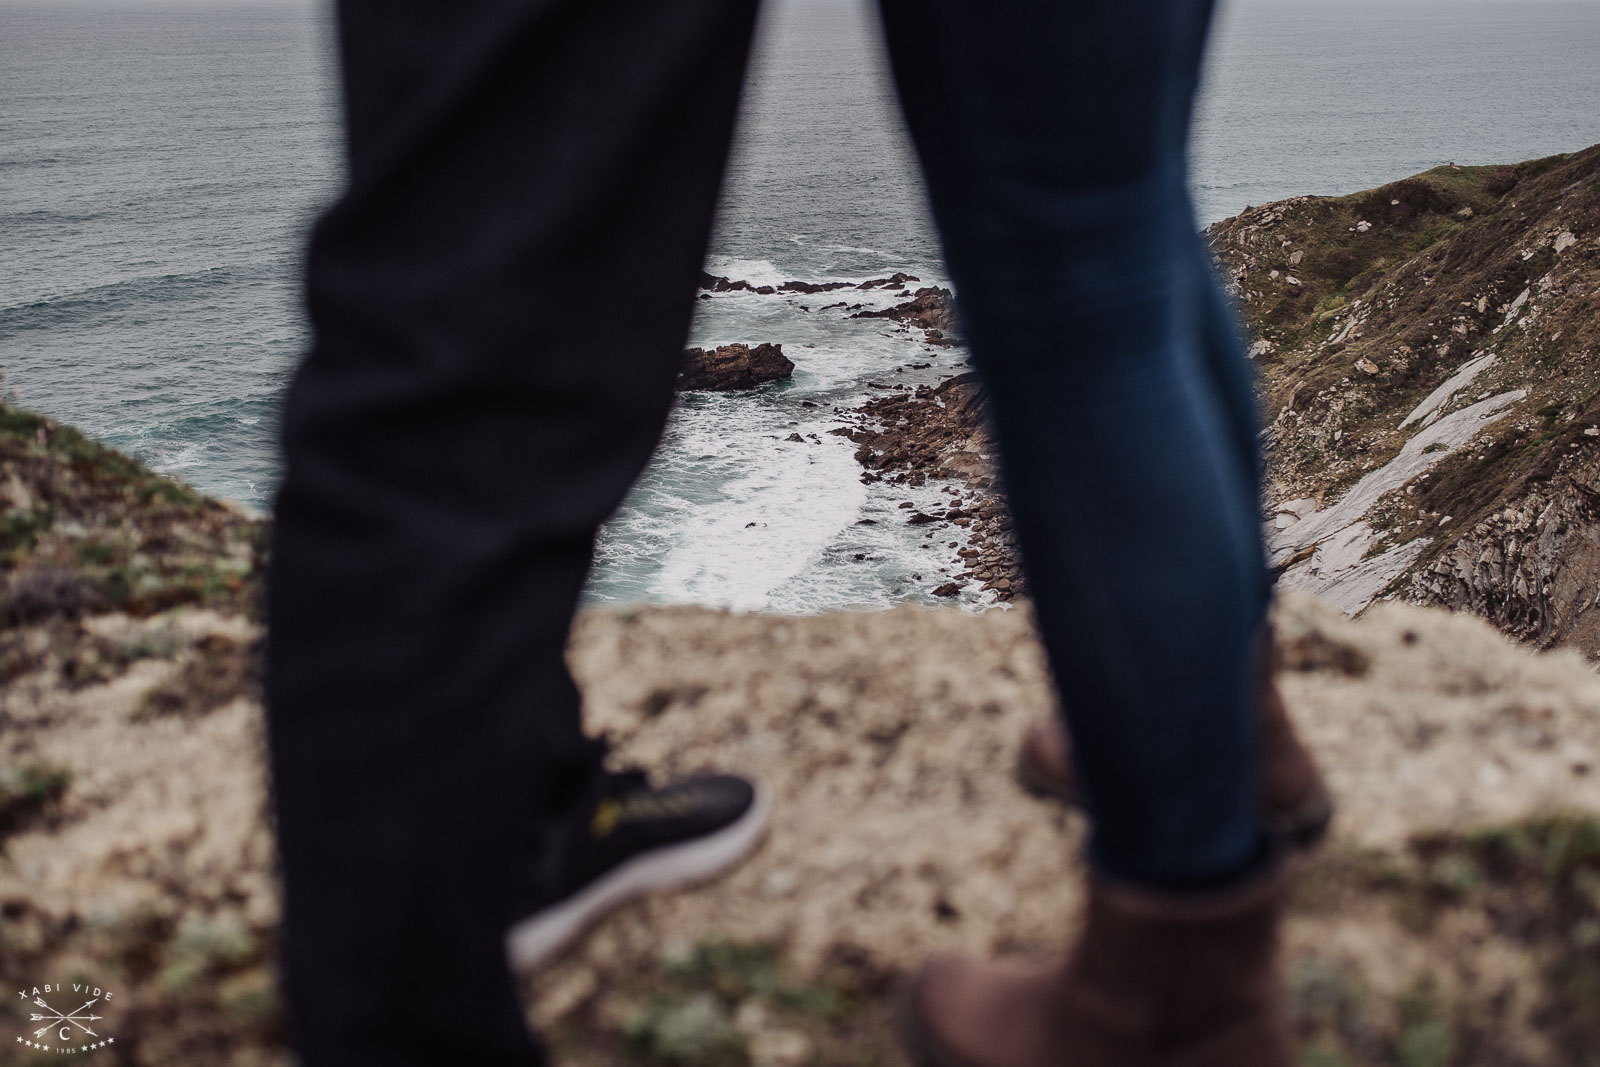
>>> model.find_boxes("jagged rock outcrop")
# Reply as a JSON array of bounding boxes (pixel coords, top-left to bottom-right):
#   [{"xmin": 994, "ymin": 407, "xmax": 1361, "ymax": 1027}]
[
  {"xmin": 850, "ymin": 285, "xmax": 961, "ymax": 346},
  {"xmin": 836, "ymin": 374, "xmax": 1024, "ymax": 602},
  {"xmin": 777, "ymin": 279, "xmax": 854, "ymax": 295},
  {"xmin": 697, "ymin": 272, "xmax": 922, "ymax": 297},
  {"xmin": 678, "ymin": 342, "xmax": 795, "ymax": 392},
  {"xmin": 1209, "ymin": 145, "xmax": 1600, "ymax": 654},
  {"xmin": 698, "ymin": 272, "xmax": 777, "ymax": 295}
]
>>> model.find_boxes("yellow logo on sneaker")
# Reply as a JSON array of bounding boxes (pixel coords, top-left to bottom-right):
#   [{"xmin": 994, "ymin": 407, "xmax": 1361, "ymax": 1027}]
[
  {"xmin": 590, "ymin": 799, "xmax": 621, "ymax": 837},
  {"xmin": 589, "ymin": 790, "xmax": 701, "ymax": 838}
]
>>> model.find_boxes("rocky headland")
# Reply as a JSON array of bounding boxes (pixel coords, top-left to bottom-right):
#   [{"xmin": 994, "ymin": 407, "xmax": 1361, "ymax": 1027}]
[
  {"xmin": 1214, "ymin": 145, "xmax": 1600, "ymax": 654},
  {"xmin": 820, "ymin": 146, "xmax": 1600, "ymax": 647}
]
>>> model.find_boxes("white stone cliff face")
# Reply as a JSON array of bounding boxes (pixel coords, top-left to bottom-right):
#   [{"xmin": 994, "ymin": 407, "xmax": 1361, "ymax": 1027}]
[{"xmin": 1271, "ymin": 387, "xmax": 1527, "ymax": 614}]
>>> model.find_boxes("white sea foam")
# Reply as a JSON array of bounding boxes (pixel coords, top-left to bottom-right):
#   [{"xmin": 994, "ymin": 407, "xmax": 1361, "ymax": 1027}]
[
  {"xmin": 587, "ymin": 290, "xmax": 978, "ymax": 613},
  {"xmin": 702, "ymin": 257, "xmax": 790, "ymax": 289},
  {"xmin": 644, "ymin": 416, "xmax": 867, "ymax": 611}
]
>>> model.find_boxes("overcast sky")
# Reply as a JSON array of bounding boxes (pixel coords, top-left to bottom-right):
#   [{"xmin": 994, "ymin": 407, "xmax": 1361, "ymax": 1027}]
[{"xmin": 3, "ymin": 0, "xmax": 1599, "ymax": 6}]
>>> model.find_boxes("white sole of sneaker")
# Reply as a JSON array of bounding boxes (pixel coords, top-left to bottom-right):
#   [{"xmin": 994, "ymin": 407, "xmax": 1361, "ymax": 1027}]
[{"xmin": 505, "ymin": 782, "xmax": 772, "ymax": 972}]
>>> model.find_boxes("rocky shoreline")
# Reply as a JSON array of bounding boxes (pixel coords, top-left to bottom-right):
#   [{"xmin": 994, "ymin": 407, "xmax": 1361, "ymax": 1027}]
[
  {"xmin": 822, "ymin": 283, "xmax": 1022, "ymax": 603},
  {"xmin": 718, "ymin": 143, "xmax": 1600, "ymax": 641},
  {"xmin": 834, "ymin": 373, "xmax": 1024, "ymax": 604},
  {"xmin": 690, "ymin": 274, "xmax": 1022, "ymax": 604}
]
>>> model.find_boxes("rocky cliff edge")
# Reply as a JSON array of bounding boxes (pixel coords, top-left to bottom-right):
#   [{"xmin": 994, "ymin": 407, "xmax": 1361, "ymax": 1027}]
[
  {"xmin": 1211, "ymin": 145, "xmax": 1600, "ymax": 655},
  {"xmin": 4, "ymin": 399, "xmax": 1600, "ymax": 1065}
]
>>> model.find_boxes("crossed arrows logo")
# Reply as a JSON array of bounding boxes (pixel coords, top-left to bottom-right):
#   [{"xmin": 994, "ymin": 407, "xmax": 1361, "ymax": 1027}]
[{"xmin": 30, "ymin": 995, "xmax": 102, "ymax": 1041}]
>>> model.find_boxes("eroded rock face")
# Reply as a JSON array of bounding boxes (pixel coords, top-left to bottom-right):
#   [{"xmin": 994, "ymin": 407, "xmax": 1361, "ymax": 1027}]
[
  {"xmin": 698, "ymin": 272, "xmax": 777, "ymax": 295},
  {"xmin": 777, "ymin": 279, "xmax": 854, "ymax": 295},
  {"xmin": 1207, "ymin": 145, "xmax": 1600, "ymax": 652},
  {"xmin": 836, "ymin": 373, "xmax": 1025, "ymax": 603},
  {"xmin": 678, "ymin": 343, "xmax": 795, "ymax": 392},
  {"xmin": 851, "ymin": 286, "xmax": 961, "ymax": 346}
]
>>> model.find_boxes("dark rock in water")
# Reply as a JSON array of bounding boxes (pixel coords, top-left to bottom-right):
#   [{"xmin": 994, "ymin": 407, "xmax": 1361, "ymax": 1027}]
[
  {"xmin": 785, "ymin": 433, "xmax": 805, "ymax": 443},
  {"xmin": 679, "ymin": 343, "xmax": 795, "ymax": 392},
  {"xmin": 932, "ymin": 582, "xmax": 963, "ymax": 597},
  {"xmin": 906, "ymin": 512, "xmax": 938, "ymax": 525},
  {"xmin": 851, "ymin": 287, "xmax": 961, "ymax": 345},
  {"xmin": 698, "ymin": 272, "xmax": 763, "ymax": 294},
  {"xmin": 780, "ymin": 280, "xmax": 854, "ymax": 294},
  {"xmin": 698, "ymin": 271, "xmax": 740, "ymax": 291},
  {"xmin": 858, "ymin": 272, "xmax": 921, "ymax": 290},
  {"xmin": 697, "ymin": 273, "xmax": 781, "ymax": 297}
]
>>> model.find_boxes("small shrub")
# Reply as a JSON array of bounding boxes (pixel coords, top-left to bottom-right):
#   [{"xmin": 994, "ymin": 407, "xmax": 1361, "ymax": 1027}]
[{"xmin": 0, "ymin": 763, "xmax": 70, "ymax": 842}]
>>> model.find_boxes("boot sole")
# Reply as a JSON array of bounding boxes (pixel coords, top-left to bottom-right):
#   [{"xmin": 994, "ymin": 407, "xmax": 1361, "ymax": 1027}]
[
  {"xmin": 1014, "ymin": 742, "xmax": 1083, "ymax": 805},
  {"xmin": 506, "ymin": 783, "xmax": 772, "ymax": 971},
  {"xmin": 1017, "ymin": 745, "xmax": 1334, "ymax": 850},
  {"xmin": 1264, "ymin": 790, "xmax": 1334, "ymax": 850},
  {"xmin": 893, "ymin": 980, "xmax": 985, "ymax": 1067}
]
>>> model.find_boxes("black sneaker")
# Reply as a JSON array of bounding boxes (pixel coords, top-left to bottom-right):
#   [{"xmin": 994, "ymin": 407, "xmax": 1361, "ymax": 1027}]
[{"xmin": 506, "ymin": 771, "xmax": 770, "ymax": 970}]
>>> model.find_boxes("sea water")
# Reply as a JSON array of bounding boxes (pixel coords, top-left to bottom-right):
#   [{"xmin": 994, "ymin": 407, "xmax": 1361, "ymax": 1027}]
[{"xmin": 3, "ymin": 0, "xmax": 1598, "ymax": 611}]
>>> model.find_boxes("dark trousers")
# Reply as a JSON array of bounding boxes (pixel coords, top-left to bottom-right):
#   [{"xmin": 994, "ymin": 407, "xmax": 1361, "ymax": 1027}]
[{"xmin": 266, "ymin": 0, "xmax": 1269, "ymax": 1062}]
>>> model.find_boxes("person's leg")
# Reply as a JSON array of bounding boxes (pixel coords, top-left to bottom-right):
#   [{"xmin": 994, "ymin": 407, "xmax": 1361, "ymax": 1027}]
[
  {"xmin": 266, "ymin": 1, "xmax": 759, "ymax": 1062},
  {"xmin": 880, "ymin": 0, "xmax": 1265, "ymax": 888},
  {"xmin": 881, "ymin": 4, "xmax": 1294, "ymax": 1062}
]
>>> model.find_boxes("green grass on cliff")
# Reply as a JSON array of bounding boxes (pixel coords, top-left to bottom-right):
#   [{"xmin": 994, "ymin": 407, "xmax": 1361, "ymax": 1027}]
[
  {"xmin": 1211, "ymin": 149, "xmax": 1582, "ymax": 360},
  {"xmin": 0, "ymin": 400, "xmax": 264, "ymax": 636}
]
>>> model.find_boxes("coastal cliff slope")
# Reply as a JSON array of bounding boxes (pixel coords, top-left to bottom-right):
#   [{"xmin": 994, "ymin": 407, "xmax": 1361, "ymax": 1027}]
[
  {"xmin": 4, "ymin": 400, "xmax": 1600, "ymax": 1065},
  {"xmin": 1209, "ymin": 145, "xmax": 1600, "ymax": 653}
]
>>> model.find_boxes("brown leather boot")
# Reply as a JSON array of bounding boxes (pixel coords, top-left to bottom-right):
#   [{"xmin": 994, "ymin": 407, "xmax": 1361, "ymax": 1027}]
[
  {"xmin": 897, "ymin": 861, "xmax": 1295, "ymax": 1067},
  {"xmin": 1015, "ymin": 639, "xmax": 1332, "ymax": 849}
]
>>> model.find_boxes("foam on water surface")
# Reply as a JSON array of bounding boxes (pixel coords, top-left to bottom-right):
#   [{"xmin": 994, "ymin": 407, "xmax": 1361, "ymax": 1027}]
[{"xmin": 584, "ymin": 266, "xmax": 982, "ymax": 614}]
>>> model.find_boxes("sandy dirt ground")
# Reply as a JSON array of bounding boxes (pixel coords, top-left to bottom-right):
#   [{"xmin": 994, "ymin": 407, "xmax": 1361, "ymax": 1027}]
[{"xmin": 5, "ymin": 591, "xmax": 1600, "ymax": 1065}]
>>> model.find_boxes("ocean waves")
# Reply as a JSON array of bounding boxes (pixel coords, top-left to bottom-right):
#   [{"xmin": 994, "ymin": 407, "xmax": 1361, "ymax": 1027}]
[
  {"xmin": 583, "ymin": 258, "xmax": 986, "ymax": 615},
  {"xmin": 0, "ymin": 264, "xmax": 285, "ymax": 336}
]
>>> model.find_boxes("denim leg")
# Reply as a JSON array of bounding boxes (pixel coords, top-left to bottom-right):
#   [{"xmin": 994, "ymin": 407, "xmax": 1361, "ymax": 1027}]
[
  {"xmin": 878, "ymin": 0, "xmax": 1267, "ymax": 886},
  {"xmin": 1197, "ymin": 245, "xmax": 1269, "ymax": 574}
]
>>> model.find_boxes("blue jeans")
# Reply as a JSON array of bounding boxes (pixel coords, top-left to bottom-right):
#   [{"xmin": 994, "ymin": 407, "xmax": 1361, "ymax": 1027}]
[
  {"xmin": 270, "ymin": 0, "xmax": 1268, "ymax": 1062},
  {"xmin": 881, "ymin": 0, "xmax": 1270, "ymax": 887}
]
